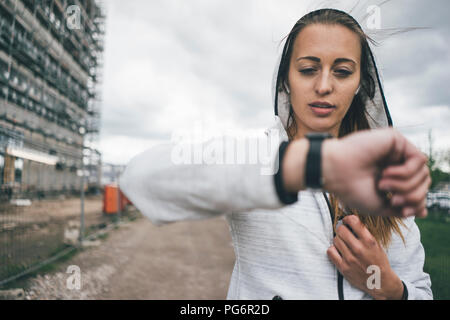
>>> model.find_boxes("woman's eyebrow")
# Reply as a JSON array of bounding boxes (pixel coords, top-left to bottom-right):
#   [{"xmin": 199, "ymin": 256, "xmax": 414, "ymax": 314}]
[{"xmin": 296, "ymin": 56, "xmax": 356, "ymax": 65}]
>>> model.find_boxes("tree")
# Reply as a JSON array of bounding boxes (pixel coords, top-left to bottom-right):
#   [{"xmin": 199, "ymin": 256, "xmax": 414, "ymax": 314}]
[{"xmin": 427, "ymin": 130, "xmax": 450, "ymax": 190}]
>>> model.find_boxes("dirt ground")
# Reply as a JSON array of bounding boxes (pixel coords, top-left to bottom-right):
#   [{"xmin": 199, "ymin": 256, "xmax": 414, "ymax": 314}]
[
  {"xmin": 21, "ymin": 213, "xmax": 236, "ymax": 300},
  {"xmin": 0, "ymin": 196, "xmax": 104, "ymax": 225}
]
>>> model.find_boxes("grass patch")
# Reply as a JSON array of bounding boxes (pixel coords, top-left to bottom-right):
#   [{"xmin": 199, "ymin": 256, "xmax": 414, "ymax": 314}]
[
  {"xmin": 97, "ymin": 232, "xmax": 109, "ymax": 240},
  {"xmin": 1, "ymin": 245, "xmax": 79, "ymax": 290},
  {"xmin": 415, "ymin": 211, "xmax": 450, "ymax": 300},
  {"xmin": 32, "ymin": 247, "xmax": 79, "ymax": 275}
]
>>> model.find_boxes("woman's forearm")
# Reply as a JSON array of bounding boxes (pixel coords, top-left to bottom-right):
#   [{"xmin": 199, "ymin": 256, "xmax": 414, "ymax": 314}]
[
  {"xmin": 281, "ymin": 137, "xmax": 339, "ymax": 194},
  {"xmin": 281, "ymin": 138, "xmax": 310, "ymax": 193}
]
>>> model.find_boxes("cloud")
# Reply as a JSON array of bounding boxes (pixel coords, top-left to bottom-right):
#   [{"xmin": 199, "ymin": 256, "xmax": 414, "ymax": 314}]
[{"xmin": 99, "ymin": 0, "xmax": 450, "ymax": 166}]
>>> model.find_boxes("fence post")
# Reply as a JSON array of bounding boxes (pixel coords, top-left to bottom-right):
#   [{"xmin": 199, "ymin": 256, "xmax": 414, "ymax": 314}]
[
  {"xmin": 116, "ymin": 170, "xmax": 121, "ymax": 224},
  {"xmin": 79, "ymin": 131, "xmax": 85, "ymax": 246}
]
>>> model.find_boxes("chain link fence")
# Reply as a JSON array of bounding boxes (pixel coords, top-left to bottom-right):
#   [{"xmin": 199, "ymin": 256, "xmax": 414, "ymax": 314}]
[
  {"xmin": 0, "ymin": 0, "xmax": 110, "ymax": 288},
  {"xmin": 0, "ymin": 191, "xmax": 137, "ymax": 288}
]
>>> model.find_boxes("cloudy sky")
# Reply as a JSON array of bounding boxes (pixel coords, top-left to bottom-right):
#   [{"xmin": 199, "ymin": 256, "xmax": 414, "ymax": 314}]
[{"xmin": 98, "ymin": 0, "xmax": 450, "ymax": 168}]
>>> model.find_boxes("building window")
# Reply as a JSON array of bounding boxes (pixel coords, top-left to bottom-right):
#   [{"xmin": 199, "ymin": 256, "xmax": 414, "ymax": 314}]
[
  {"xmin": 14, "ymin": 158, "xmax": 23, "ymax": 184},
  {"xmin": 0, "ymin": 153, "xmax": 4, "ymax": 184}
]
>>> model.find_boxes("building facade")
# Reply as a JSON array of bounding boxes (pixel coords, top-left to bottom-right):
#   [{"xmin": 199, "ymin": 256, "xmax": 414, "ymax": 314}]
[{"xmin": 0, "ymin": 0, "xmax": 105, "ymax": 199}]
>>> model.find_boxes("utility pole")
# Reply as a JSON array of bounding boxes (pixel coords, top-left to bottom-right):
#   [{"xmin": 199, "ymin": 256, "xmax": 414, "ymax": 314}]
[
  {"xmin": 428, "ymin": 129, "xmax": 435, "ymax": 170},
  {"xmin": 79, "ymin": 127, "xmax": 86, "ymax": 246},
  {"xmin": 116, "ymin": 168, "xmax": 121, "ymax": 224}
]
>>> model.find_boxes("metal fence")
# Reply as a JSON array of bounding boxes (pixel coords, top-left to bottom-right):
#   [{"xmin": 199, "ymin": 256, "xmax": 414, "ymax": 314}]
[
  {"xmin": 0, "ymin": 0, "xmax": 109, "ymax": 288},
  {"xmin": 0, "ymin": 189, "xmax": 136, "ymax": 287}
]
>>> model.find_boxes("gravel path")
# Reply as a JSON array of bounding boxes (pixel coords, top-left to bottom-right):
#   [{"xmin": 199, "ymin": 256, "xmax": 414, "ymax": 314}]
[{"xmin": 23, "ymin": 215, "xmax": 235, "ymax": 300}]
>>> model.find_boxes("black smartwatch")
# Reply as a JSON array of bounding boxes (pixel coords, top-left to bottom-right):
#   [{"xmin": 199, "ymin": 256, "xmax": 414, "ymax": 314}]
[{"xmin": 305, "ymin": 132, "xmax": 333, "ymax": 190}]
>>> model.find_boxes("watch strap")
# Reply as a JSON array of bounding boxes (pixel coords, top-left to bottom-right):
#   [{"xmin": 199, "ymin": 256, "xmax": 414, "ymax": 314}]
[
  {"xmin": 401, "ymin": 281, "xmax": 408, "ymax": 300},
  {"xmin": 305, "ymin": 133, "xmax": 333, "ymax": 189},
  {"xmin": 274, "ymin": 141, "xmax": 299, "ymax": 204}
]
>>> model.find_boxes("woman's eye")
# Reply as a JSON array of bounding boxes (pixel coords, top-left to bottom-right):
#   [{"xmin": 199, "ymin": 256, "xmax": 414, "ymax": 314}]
[
  {"xmin": 300, "ymin": 68, "xmax": 316, "ymax": 75},
  {"xmin": 299, "ymin": 69, "xmax": 352, "ymax": 77},
  {"xmin": 335, "ymin": 69, "xmax": 352, "ymax": 77}
]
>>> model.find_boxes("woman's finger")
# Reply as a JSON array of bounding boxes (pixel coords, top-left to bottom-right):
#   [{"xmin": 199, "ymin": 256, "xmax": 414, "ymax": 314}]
[
  {"xmin": 386, "ymin": 173, "xmax": 430, "ymax": 208},
  {"xmin": 417, "ymin": 207, "xmax": 428, "ymax": 219},
  {"xmin": 342, "ymin": 215, "xmax": 374, "ymax": 245},
  {"xmin": 334, "ymin": 234, "xmax": 353, "ymax": 262},
  {"xmin": 336, "ymin": 224, "xmax": 365, "ymax": 258},
  {"xmin": 400, "ymin": 175, "xmax": 431, "ymax": 207},
  {"xmin": 327, "ymin": 245, "xmax": 344, "ymax": 270},
  {"xmin": 381, "ymin": 152, "xmax": 427, "ymax": 180},
  {"xmin": 402, "ymin": 198, "xmax": 427, "ymax": 218},
  {"xmin": 379, "ymin": 164, "xmax": 429, "ymax": 195}
]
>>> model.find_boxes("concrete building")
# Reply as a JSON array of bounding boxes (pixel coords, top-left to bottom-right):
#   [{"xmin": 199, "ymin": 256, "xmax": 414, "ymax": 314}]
[{"xmin": 0, "ymin": 0, "xmax": 105, "ymax": 199}]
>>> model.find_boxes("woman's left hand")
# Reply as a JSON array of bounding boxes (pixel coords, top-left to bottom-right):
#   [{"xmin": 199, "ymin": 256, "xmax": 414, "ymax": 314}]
[{"xmin": 326, "ymin": 215, "xmax": 404, "ymax": 300}]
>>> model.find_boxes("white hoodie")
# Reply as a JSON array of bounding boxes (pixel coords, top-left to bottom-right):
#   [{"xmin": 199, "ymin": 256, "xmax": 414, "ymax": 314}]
[{"xmin": 120, "ymin": 16, "xmax": 432, "ymax": 300}]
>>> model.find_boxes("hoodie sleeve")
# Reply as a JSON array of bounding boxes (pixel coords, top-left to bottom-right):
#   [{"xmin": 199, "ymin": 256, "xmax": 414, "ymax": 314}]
[
  {"xmin": 119, "ymin": 129, "xmax": 292, "ymax": 226},
  {"xmin": 389, "ymin": 217, "xmax": 433, "ymax": 300}
]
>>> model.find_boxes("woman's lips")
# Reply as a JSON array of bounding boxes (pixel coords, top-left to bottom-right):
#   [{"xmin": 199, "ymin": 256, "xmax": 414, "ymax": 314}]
[{"xmin": 309, "ymin": 104, "xmax": 336, "ymax": 116}]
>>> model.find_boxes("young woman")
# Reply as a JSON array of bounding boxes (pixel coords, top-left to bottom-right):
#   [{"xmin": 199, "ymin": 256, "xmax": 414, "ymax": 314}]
[{"xmin": 120, "ymin": 9, "xmax": 432, "ymax": 300}]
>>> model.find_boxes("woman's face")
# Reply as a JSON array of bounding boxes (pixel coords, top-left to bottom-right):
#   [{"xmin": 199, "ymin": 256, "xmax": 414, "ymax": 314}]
[{"xmin": 288, "ymin": 24, "xmax": 361, "ymax": 138}]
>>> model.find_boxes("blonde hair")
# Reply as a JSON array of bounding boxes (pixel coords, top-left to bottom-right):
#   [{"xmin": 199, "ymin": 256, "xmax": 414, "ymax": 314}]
[{"xmin": 329, "ymin": 195, "xmax": 406, "ymax": 248}]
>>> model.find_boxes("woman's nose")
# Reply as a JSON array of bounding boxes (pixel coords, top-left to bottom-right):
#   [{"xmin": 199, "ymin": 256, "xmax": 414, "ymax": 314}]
[{"xmin": 315, "ymin": 72, "xmax": 333, "ymax": 95}]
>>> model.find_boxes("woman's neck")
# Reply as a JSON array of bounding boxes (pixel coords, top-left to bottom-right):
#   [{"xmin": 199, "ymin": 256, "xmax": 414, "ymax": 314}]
[{"xmin": 293, "ymin": 125, "xmax": 340, "ymax": 140}]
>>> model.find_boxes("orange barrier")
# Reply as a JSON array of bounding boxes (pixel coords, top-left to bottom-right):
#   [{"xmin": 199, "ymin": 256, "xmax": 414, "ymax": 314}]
[
  {"xmin": 121, "ymin": 190, "xmax": 132, "ymax": 208},
  {"xmin": 103, "ymin": 184, "xmax": 132, "ymax": 214}
]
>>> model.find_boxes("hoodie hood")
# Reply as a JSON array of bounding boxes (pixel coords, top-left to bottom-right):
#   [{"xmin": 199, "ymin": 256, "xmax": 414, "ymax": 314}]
[{"xmin": 271, "ymin": 12, "xmax": 393, "ymax": 134}]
